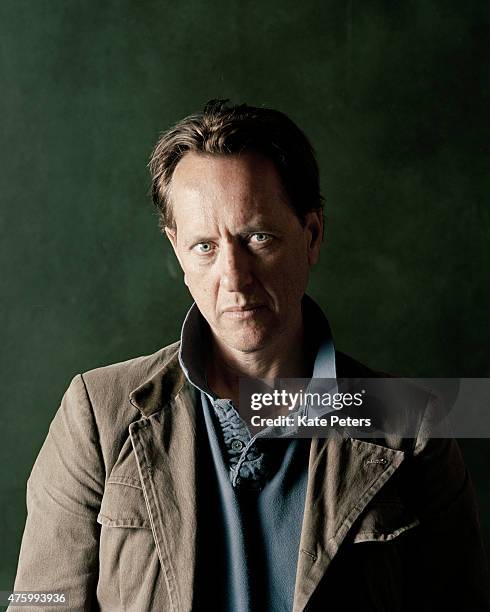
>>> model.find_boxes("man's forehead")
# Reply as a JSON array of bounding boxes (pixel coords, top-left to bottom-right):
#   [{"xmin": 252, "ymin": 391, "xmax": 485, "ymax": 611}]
[
  {"xmin": 170, "ymin": 150, "xmax": 294, "ymax": 234},
  {"xmin": 171, "ymin": 151, "xmax": 286, "ymax": 201}
]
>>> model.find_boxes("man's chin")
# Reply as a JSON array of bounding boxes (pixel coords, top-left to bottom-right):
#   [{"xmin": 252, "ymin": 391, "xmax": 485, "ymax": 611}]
[{"xmin": 218, "ymin": 330, "xmax": 272, "ymax": 354}]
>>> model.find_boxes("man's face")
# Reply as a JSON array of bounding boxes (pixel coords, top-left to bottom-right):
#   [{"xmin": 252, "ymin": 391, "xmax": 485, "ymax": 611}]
[{"xmin": 166, "ymin": 150, "xmax": 323, "ymax": 353}]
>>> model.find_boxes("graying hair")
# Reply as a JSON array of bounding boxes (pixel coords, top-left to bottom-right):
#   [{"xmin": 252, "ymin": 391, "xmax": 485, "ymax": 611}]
[{"xmin": 149, "ymin": 99, "xmax": 324, "ymax": 232}]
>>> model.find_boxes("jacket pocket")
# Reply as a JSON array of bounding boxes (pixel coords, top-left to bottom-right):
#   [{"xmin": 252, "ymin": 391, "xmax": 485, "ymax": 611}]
[
  {"xmin": 97, "ymin": 481, "xmax": 151, "ymax": 529},
  {"xmin": 351, "ymin": 500, "xmax": 420, "ymax": 543},
  {"xmin": 96, "ymin": 481, "xmax": 165, "ymax": 610}
]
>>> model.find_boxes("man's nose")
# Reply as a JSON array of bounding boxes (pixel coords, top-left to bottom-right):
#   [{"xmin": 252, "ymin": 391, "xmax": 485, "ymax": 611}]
[{"xmin": 219, "ymin": 242, "xmax": 254, "ymax": 291}]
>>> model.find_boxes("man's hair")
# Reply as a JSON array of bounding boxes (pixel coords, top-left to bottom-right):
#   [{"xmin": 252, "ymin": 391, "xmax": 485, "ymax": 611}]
[{"xmin": 148, "ymin": 99, "xmax": 324, "ymax": 232}]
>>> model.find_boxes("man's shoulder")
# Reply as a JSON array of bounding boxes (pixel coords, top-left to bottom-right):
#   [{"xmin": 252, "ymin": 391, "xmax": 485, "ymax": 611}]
[{"xmin": 335, "ymin": 350, "xmax": 443, "ymax": 457}]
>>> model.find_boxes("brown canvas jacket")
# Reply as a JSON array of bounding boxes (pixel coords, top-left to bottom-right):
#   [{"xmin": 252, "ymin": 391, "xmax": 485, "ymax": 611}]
[{"xmin": 11, "ymin": 342, "xmax": 490, "ymax": 611}]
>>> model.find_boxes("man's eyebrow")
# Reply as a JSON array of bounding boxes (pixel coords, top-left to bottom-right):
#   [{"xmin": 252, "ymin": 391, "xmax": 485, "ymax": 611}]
[{"xmin": 183, "ymin": 226, "xmax": 280, "ymax": 247}]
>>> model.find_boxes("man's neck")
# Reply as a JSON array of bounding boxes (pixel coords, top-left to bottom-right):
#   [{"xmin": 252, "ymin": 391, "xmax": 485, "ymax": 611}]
[{"xmin": 205, "ymin": 315, "xmax": 315, "ymax": 406}]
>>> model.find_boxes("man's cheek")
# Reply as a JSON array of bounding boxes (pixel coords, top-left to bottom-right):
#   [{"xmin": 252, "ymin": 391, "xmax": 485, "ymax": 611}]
[{"xmin": 185, "ymin": 269, "xmax": 206, "ymax": 288}]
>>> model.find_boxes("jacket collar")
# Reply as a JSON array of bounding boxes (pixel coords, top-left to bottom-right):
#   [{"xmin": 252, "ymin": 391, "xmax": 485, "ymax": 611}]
[
  {"xmin": 129, "ymin": 347, "xmax": 186, "ymax": 417},
  {"xmin": 128, "ymin": 345, "xmax": 373, "ymax": 418}
]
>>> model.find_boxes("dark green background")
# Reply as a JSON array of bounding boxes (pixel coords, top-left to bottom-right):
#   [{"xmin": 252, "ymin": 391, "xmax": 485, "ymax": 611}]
[{"xmin": 1, "ymin": 0, "xmax": 488, "ymax": 590}]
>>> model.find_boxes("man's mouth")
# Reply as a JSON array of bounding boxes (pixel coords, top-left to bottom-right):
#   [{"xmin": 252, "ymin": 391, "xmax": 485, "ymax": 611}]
[{"xmin": 222, "ymin": 305, "xmax": 267, "ymax": 318}]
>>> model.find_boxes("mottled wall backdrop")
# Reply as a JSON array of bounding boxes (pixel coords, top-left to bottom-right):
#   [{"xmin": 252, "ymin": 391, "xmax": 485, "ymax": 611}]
[{"xmin": 1, "ymin": 0, "xmax": 488, "ymax": 588}]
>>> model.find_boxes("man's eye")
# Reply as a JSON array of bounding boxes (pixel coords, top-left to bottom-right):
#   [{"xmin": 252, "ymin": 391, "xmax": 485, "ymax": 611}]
[
  {"xmin": 194, "ymin": 242, "xmax": 213, "ymax": 253},
  {"xmin": 250, "ymin": 233, "xmax": 271, "ymax": 243}
]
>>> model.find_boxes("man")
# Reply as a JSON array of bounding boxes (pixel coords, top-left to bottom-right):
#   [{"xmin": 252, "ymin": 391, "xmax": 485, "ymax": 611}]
[{"xmin": 12, "ymin": 100, "xmax": 489, "ymax": 611}]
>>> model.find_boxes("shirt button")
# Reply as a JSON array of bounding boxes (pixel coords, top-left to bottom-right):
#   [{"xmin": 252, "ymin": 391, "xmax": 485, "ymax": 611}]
[{"xmin": 231, "ymin": 439, "xmax": 244, "ymax": 452}]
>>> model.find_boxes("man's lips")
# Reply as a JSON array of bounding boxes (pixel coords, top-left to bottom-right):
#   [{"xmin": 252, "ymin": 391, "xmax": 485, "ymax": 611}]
[
  {"xmin": 223, "ymin": 304, "xmax": 265, "ymax": 312},
  {"xmin": 222, "ymin": 304, "xmax": 267, "ymax": 318}
]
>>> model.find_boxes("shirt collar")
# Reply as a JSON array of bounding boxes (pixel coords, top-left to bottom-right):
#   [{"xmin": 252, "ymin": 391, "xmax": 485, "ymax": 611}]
[
  {"xmin": 179, "ymin": 293, "xmax": 336, "ymax": 401},
  {"xmin": 178, "ymin": 300, "xmax": 214, "ymax": 398}
]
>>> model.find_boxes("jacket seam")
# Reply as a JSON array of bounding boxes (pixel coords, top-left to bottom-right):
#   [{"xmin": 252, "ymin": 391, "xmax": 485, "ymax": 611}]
[{"xmin": 79, "ymin": 372, "xmax": 107, "ymax": 484}]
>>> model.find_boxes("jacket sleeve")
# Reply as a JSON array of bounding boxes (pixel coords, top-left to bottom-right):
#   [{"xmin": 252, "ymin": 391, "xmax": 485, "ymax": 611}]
[
  {"xmin": 403, "ymin": 394, "xmax": 490, "ymax": 611},
  {"xmin": 11, "ymin": 374, "xmax": 104, "ymax": 611}
]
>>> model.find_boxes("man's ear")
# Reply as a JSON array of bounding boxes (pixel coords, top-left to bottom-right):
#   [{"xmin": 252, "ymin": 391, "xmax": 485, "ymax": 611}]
[
  {"xmin": 305, "ymin": 210, "xmax": 324, "ymax": 266},
  {"xmin": 164, "ymin": 226, "xmax": 177, "ymax": 249},
  {"xmin": 164, "ymin": 226, "xmax": 184, "ymax": 270}
]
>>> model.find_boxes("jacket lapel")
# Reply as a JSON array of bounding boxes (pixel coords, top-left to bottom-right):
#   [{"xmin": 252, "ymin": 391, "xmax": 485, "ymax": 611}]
[
  {"xmin": 293, "ymin": 433, "xmax": 405, "ymax": 611},
  {"xmin": 128, "ymin": 351, "xmax": 198, "ymax": 612}
]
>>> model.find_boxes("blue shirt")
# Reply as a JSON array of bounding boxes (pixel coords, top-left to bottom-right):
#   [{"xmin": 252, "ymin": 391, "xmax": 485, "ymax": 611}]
[{"xmin": 179, "ymin": 293, "xmax": 336, "ymax": 611}]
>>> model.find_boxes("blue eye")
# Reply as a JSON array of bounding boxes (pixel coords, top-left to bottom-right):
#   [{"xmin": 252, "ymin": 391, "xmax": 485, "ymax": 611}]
[
  {"xmin": 195, "ymin": 242, "xmax": 212, "ymax": 253},
  {"xmin": 251, "ymin": 233, "xmax": 270, "ymax": 242}
]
